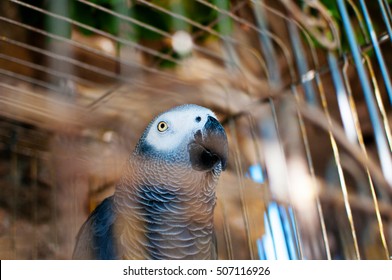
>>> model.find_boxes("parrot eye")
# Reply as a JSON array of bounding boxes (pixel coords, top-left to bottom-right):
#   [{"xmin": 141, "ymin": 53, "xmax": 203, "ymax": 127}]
[{"xmin": 157, "ymin": 121, "xmax": 169, "ymax": 132}]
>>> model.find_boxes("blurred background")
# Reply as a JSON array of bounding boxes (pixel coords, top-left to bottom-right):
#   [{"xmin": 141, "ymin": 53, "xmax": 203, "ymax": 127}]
[{"xmin": 0, "ymin": 0, "xmax": 391, "ymax": 260}]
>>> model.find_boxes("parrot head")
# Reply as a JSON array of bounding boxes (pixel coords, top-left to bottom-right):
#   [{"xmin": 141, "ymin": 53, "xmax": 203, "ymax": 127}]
[{"xmin": 134, "ymin": 104, "xmax": 228, "ymax": 173}]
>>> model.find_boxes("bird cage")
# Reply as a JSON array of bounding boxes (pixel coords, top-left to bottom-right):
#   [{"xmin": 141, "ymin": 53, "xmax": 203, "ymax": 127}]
[{"xmin": 0, "ymin": 0, "xmax": 391, "ymax": 260}]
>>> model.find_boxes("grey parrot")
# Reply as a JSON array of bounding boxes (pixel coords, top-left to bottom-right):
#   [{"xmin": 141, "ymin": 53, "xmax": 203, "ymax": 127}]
[{"xmin": 72, "ymin": 104, "xmax": 228, "ymax": 259}]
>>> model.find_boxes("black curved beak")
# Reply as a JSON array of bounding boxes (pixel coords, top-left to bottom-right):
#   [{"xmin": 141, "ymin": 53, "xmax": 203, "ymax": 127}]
[{"xmin": 189, "ymin": 116, "xmax": 228, "ymax": 172}]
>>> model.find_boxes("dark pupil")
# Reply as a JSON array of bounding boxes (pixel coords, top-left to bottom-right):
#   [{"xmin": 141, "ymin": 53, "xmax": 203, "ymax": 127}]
[
  {"xmin": 160, "ymin": 123, "xmax": 165, "ymax": 129},
  {"xmin": 196, "ymin": 116, "xmax": 201, "ymax": 123}
]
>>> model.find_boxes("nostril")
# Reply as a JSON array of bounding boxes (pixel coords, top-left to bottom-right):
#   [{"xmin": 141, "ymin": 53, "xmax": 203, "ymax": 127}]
[{"xmin": 195, "ymin": 116, "xmax": 201, "ymax": 123}]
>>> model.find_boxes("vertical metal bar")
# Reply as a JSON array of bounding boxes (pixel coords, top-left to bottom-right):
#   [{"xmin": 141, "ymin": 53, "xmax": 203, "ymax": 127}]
[
  {"xmin": 330, "ymin": 132, "xmax": 361, "ymax": 259},
  {"xmin": 287, "ymin": 22, "xmax": 318, "ymax": 106},
  {"xmin": 379, "ymin": 0, "xmax": 392, "ymax": 42},
  {"xmin": 347, "ymin": 0, "xmax": 370, "ymax": 43},
  {"xmin": 291, "ymin": 85, "xmax": 331, "ymax": 260},
  {"xmin": 268, "ymin": 202, "xmax": 289, "ymax": 259},
  {"xmin": 366, "ymin": 171, "xmax": 391, "ymax": 259},
  {"xmin": 46, "ymin": 0, "xmax": 72, "ymax": 38},
  {"xmin": 288, "ymin": 206, "xmax": 301, "ymax": 259},
  {"xmin": 214, "ymin": 0, "xmax": 241, "ymax": 73},
  {"xmin": 332, "ymin": 54, "xmax": 390, "ymax": 259},
  {"xmin": 337, "ymin": 0, "xmax": 392, "ymax": 187},
  {"xmin": 228, "ymin": 118, "xmax": 255, "ymax": 259},
  {"xmin": 114, "ymin": 0, "xmax": 137, "ymax": 41},
  {"xmin": 363, "ymin": 54, "xmax": 392, "ymax": 151},
  {"xmin": 341, "ymin": 56, "xmax": 392, "ymax": 204},
  {"xmin": 170, "ymin": 0, "xmax": 187, "ymax": 31},
  {"xmin": 263, "ymin": 210, "xmax": 277, "ymax": 259},
  {"xmin": 279, "ymin": 206, "xmax": 298, "ymax": 259},
  {"xmin": 285, "ymin": 89, "xmax": 332, "ymax": 259},
  {"xmin": 288, "ymin": 23, "xmax": 332, "ymax": 259},
  {"xmin": 250, "ymin": 6, "xmax": 316, "ymax": 258},
  {"xmin": 219, "ymin": 201, "xmax": 234, "ymax": 259},
  {"xmin": 253, "ymin": 1, "xmax": 282, "ymax": 87},
  {"xmin": 328, "ymin": 53, "xmax": 357, "ymax": 143},
  {"xmin": 384, "ymin": 0, "xmax": 392, "ymax": 19},
  {"xmin": 289, "ymin": 16, "xmax": 359, "ymax": 258},
  {"xmin": 359, "ymin": 0, "xmax": 392, "ymax": 105},
  {"xmin": 46, "ymin": 0, "xmax": 75, "ymax": 98},
  {"xmin": 252, "ymin": 7, "xmax": 328, "ymax": 258},
  {"xmin": 213, "ymin": 0, "xmax": 258, "ymax": 259},
  {"xmin": 262, "ymin": 100, "xmax": 304, "ymax": 259},
  {"xmin": 378, "ymin": 0, "xmax": 392, "ymax": 42}
]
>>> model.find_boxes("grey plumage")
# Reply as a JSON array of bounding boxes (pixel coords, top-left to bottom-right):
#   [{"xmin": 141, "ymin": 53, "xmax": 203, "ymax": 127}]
[{"xmin": 73, "ymin": 104, "xmax": 228, "ymax": 260}]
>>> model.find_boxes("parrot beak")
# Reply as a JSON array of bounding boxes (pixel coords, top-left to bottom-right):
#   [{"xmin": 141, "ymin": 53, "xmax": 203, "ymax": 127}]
[{"xmin": 189, "ymin": 116, "xmax": 228, "ymax": 172}]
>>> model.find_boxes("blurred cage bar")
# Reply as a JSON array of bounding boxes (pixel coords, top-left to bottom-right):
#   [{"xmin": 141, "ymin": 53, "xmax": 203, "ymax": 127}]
[{"xmin": 0, "ymin": 0, "xmax": 391, "ymax": 260}]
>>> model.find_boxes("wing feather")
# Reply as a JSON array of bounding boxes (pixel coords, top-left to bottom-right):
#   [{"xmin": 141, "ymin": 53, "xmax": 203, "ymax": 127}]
[{"xmin": 72, "ymin": 197, "xmax": 117, "ymax": 259}]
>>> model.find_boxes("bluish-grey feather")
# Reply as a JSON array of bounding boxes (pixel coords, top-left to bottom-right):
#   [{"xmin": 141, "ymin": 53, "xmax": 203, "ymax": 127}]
[
  {"xmin": 138, "ymin": 185, "xmax": 178, "ymax": 259},
  {"xmin": 88, "ymin": 197, "xmax": 117, "ymax": 259}
]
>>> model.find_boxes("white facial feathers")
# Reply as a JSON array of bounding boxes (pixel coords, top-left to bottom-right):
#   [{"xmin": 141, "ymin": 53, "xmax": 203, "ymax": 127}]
[{"xmin": 144, "ymin": 104, "xmax": 217, "ymax": 152}]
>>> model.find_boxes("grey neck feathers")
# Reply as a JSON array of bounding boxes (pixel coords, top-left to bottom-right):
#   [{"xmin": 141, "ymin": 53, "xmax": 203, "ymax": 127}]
[{"xmin": 113, "ymin": 158, "xmax": 218, "ymax": 259}]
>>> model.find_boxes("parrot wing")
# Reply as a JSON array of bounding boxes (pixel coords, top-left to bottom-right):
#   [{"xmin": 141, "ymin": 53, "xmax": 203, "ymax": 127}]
[{"xmin": 72, "ymin": 196, "xmax": 118, "ymax": 259}]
